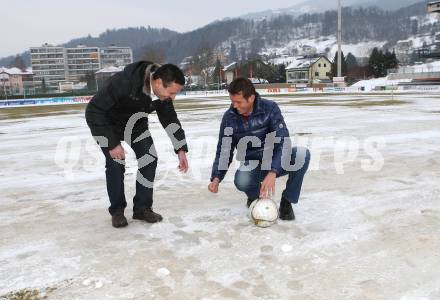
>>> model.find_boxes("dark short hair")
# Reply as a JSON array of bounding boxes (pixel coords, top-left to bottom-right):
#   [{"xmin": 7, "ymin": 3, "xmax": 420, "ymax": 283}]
[
  {"xmin": 152, "ymin": 64, "xmax": 185, "ymax": 87},
  {"xmin": 228, "ymin": 77, "xmax": 256, "ymax": 99}
]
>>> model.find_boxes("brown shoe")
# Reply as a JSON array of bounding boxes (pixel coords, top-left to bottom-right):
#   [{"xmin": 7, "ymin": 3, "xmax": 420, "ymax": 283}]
[
  {"xmin": 133, "ymin": 208, "xmax": 163, "ymax": 223},
  {"xmin": 112, "ymin": 210, "xmax": 128, "ymax": 228}
]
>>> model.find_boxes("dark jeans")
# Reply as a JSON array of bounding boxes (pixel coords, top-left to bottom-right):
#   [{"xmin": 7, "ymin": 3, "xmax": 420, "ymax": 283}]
[
  {"xmin": 101, "ymin": 135, "xmax": 157, "ymax": 216},
  {"xmin": 234, "ymin": 147, "xmax": 311, "ymax": 203}
]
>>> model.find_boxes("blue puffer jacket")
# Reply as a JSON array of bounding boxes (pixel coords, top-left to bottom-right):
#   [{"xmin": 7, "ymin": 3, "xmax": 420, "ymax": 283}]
[{"xmin": 211, "ymin": 94, "xmax": 290, "ymax": 182}]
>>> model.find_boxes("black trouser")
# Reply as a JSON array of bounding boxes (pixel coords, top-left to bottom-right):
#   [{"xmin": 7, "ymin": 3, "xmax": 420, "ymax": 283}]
[{"xmin": 101, "ymin": 135, "xmax": 157, "ymax": 216}]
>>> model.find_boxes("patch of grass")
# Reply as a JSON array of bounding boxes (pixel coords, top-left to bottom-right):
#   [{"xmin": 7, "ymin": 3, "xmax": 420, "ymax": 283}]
[
  {"xmin": 284, "ymin": 99, "xmax": 409, "ymax": 107},
  {"xmin": 176, "ymin": 105, "xmax": 227, "ymax": 112},
  {"xmin": 1, "ymin": 288, "xmax": 42, "ymax": 300},
  {"xmin": 0, "ymin": 104, "xmax": 86, "ymax": 120},
  {"xmin": 1, "ymin": 286, "xmax": 60, "ymax": 300},
  {"xmin": 269, "ymin": 92, "xmax": 411, "ymax": 98},
  {"xmin": 0, "ymin": 96, "xmax": 411, "ymax": 121},
  {"xmin": 344, "ymin": 100, "xmax": 409, "ymax": 107},
  {"xmin": 0, "ymin": 98, "xmax": 227, "ymax": 120}
]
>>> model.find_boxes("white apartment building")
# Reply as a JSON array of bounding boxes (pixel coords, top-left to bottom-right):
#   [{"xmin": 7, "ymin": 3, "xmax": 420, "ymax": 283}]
[
  {"xmin": 65, "ymin": 45, "xmax": 101, "ymax": 81},
  {"xmin": 30, "ymin": 44, "xmax": 66, "ymax": 90},
  {"xmin": 100, "ymin": 46, "xmax": 133, "ymax": 68},
  {"xmin": 30, "ymin": 44, "xmax": 133, "ymax": 90}
]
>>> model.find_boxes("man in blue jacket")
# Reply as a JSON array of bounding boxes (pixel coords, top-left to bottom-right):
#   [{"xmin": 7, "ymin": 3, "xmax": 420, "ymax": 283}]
[{"xmin": 208, "ymin": 78, "xmax": 310, "ymax": 220}]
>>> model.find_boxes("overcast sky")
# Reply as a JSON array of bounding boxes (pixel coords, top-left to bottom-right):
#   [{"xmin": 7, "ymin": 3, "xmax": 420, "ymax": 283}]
[{"xmin": 0, "ymin": 0, "xmax": 305, "ymax": 57}]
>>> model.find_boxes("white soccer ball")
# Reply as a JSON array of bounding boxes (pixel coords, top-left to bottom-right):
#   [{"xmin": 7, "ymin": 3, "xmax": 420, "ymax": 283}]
[{"xmin": 249, "ymin": 198, "xmax": 279, "ymax": 228}]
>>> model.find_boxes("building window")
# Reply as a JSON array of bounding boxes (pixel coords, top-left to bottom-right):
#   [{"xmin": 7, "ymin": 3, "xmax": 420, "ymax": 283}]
[
  {"xmin": 324, "ymin": 64, "xmax": 327, "ymax": 67},
  {"xmin": 315, "ymin": 72, "xmax": 319, "ymax": 77},
  {"xmin": 318, "ymin": 63, "xmax": 321, "ymax": 67}
]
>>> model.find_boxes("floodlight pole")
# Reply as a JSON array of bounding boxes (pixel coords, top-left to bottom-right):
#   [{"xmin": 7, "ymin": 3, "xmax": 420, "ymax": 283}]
[{"xmin": 337, "ymin": 0, "xmax": 342, "ymax": 78}]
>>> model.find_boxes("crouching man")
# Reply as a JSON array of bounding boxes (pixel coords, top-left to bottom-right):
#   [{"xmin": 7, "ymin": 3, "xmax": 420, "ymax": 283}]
[{"xmin": 208, "ymin": 78, "xmax": 310, "ymax": 220}]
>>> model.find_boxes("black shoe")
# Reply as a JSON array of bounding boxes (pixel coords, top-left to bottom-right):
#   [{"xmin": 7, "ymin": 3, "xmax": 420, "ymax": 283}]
[
  {"xmin": 247, "ymin": 198, "xmax": 257, "ymax": 208},
  {"xmin": 133, "ymin": 208, "xmax": 163, "ymax": 223},
  {"xmin": 112, "ymin": 210, "xmax": 128, "ymax": 228},
  {"xmin": 279, "ymin": 198, "xmax": 295, "ymax": 221}
]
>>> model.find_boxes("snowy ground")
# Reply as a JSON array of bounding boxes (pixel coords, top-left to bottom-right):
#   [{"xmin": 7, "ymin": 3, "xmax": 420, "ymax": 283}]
[{"xmin": 1, "ymin": 93, "xmax": 440, "ymax": 299}]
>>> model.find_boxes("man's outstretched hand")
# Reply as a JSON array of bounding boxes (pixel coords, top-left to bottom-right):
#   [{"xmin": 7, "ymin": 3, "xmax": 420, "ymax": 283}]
[
  {"xmin": 177, "ymin": 150, "xmax": 189, "ymax": 173},
  {"xmin": 208, "ymin": 178, "xmax": 220, "ymax": 193}
]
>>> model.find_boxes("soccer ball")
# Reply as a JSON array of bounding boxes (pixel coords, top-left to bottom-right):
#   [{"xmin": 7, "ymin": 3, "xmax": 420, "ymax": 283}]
[{"xmin": 249, "ymin": 198, "xmax": 279, "ymax": 228}]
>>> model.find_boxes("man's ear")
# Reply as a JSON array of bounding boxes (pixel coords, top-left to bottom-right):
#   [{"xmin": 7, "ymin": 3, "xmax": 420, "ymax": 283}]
[{"xmin": 247, "ymin": 94, "xmax": 256, "ymax": 102}]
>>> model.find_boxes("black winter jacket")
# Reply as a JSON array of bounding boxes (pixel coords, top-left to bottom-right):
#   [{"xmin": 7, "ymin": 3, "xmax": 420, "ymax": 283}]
[{"xmin": 85, "ymin": 61, "xmax": 188, "ymax": 152}]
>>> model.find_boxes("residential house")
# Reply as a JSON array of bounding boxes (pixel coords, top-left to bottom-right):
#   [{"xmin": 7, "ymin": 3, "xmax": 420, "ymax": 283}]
[
  {"xmin": 286, "ymin": 56, "xmax": 332, "ymax": 85},
  {"xmin": 0, "ymin": 67, "xmax": 34, "ymax": 96}
]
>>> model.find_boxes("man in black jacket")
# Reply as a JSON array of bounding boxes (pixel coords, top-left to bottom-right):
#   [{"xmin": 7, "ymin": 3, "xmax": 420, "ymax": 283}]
[{"xmin": 86, "ymin": 61, "xmax": 189, "ymax": 228}]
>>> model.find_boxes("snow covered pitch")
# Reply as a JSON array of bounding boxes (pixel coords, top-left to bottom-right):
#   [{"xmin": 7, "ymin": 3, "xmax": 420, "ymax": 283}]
[{"xmin": 1, "ymin": 93, "xmax": 439, "ymax": 299}]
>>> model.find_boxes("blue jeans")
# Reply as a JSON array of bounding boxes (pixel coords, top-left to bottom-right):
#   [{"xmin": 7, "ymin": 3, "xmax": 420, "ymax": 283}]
[{"xmin": 234, "ymin": 147, "xmax": 311, "ymax": 203}]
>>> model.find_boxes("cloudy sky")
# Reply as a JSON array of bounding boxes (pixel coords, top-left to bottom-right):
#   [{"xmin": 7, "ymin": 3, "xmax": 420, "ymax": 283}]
[{"xmin": 0, "ymin": 0, "xmax": 304, "ymax": 57}]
